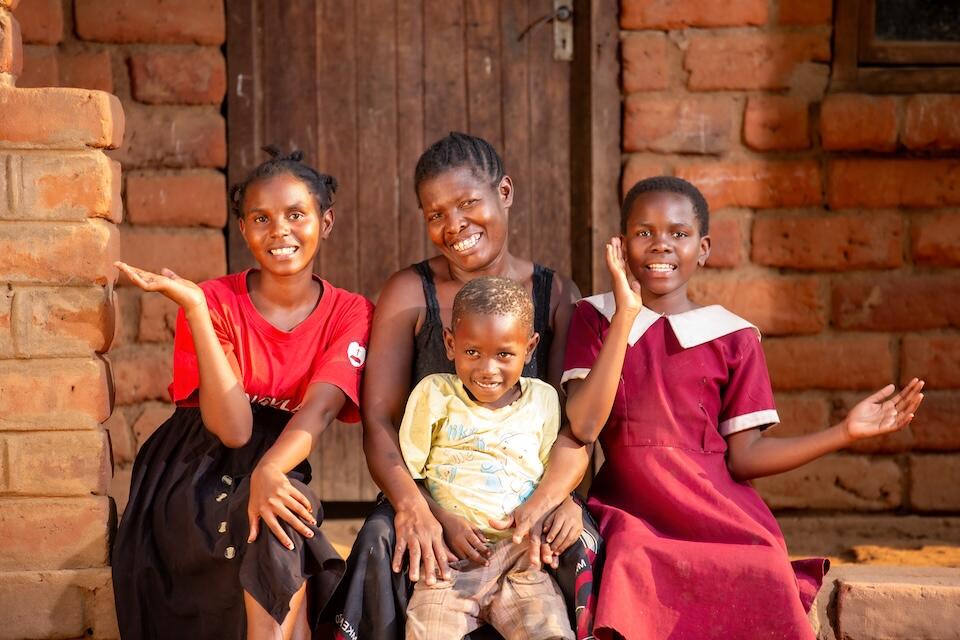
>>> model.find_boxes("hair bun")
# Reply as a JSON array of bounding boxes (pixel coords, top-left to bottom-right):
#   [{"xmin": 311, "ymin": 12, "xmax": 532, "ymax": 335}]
[
  {"xmin": 287, "ymin": 150, "xmax": 304, "ymax": 162},
  {"xmin": 320, "ymin": 174, "xmax": 338, "ymax": 193},
  {"xmin": 261, "ymin": 144, "xmax": 282, "ymax": 159}
]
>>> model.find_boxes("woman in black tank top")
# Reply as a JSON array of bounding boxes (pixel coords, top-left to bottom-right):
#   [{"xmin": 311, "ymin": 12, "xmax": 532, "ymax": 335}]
[{"xmin": 323, "ymin": 133, "xmax": 599, "ymax": 640}]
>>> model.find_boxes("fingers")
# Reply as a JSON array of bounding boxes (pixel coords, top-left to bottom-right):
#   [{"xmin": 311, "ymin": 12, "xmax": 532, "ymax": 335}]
[
  {"xmin": 431, "ymin": 536, "xmax": 451, "ymax": 581},
  {"xmin": 865, "ymin": 383, "xmax": 896, "ymax": 404},
  {"xmin": 274, "ymin": 499, "xmax": 315, "ymax": 539},
  {"xmin": 406, "ymin": 539, "xmax": 422, "ymax": 583},
  {"xmin": 552, "ymin": 520, "xmax": 579, "ymax": 555},
  {"xmin": 247, "ymin": 511, "xmax": 260, "ymax": 543},
  {"xmin": 419, "ymin": 543, "xmax": 438, "ymax": 586},
  {"xmin": 544, "ymin": 513, "xmax": 562, "ymax": 546},
  {"xmin": 286, "ymin": 485, "xmax": 315, "ymax": 521},
  {"xmin": 488, "ymin": 516, "xmax": 514, "ymax": 532},
  {"xmin": 461, "ymin": 530, "xmax": 490, "ymax": 566},
  {"xmin": 526, "ymin": 529, "xmax": 542, "ymax": 570},
  {"xmin": 392, "ymin": 535, "xmax": 408, "ymax": 574},
  {"xmin": 262, "ymin": 512, "xmax": 295, "ymax": 551}
]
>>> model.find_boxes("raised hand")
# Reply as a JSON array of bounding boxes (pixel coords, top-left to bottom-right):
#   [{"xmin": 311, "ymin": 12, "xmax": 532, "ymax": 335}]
[
  {"xmin": 844, "ymin": 378, "xmax": 925, "ymax": 441},
  {"xmin": 606, "ymin": 238, "xmax": 642, "ymax": 317},
  {"xmin": 115, "ymin": 261, "xmax": 206, "ymax": 312}
]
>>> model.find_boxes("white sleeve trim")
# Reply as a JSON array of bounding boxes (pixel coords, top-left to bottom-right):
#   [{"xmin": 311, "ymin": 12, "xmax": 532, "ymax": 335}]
[
  {"xmin": 719, "ymin": 409, "xmax": 780, "ymax": 436},
  {"xmin": 560, "ymin": 367, "xmax": 591, "ymax": 388}
]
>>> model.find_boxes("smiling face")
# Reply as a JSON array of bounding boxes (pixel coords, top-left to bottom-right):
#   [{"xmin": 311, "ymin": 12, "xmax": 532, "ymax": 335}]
[
  {"xmin": 622, "ymin": 191, "xmax": 711, "ymax": 313},
  {"xmin": 239, "ymin": 173, "xmax": 333, "ymax": 276},
  {"xmin": 417, "ymin": 166, "xmax": 512, "ymax": 273},
  {"xmin": 443, "ymin": 311, "xmax": 539, "ymax": 409}
]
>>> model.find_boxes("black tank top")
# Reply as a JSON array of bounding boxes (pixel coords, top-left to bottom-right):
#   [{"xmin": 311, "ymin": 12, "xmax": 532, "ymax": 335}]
[{"xmin": 411, "ymin": 260, "xmax": 554, "ymax": 385}]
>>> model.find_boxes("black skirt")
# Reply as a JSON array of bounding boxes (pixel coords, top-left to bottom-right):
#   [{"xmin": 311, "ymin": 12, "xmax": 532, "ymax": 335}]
[{"xmin": 112, "ymin": 405, "xmax": 345, "ymax": 639}]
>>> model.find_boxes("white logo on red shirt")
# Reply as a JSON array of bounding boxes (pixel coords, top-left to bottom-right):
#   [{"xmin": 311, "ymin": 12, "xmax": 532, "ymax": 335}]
[{"xmin": 347, "ymin": 341, "xmax": 366, "ymax": 368}]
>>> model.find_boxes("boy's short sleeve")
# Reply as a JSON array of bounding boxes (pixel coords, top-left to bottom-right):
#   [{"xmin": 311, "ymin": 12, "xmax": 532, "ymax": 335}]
[
  {"xmin": 169, "ymin": 287, "xmax": 235, "ymax": 404},
  {"xmin": 398, "ymin": 376, "xmax": 448, "ymax": 480},
  {"xmin": 308, "ymin": 295, "xmax": 374, "ymax": 423},
  {"xmin": 561, "ymin": 301, "xmax": 605, "ymax": 388},
  {"xmin": 718, "ymin": 331, "xmax": 780, "ymax": 436},
  {"xmin": 537, "ymin": 386, "xmax": 562, "ymax": 467}
]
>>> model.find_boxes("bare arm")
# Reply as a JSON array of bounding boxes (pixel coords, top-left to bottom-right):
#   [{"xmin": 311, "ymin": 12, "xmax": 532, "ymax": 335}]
[
  {"xmin": 117, "ymin": 262, "xmax": 252, "ymax": 447},
  {"xmin": 726, "ymin": 379, "xmax": 925, "ymax": 481},
  {"xmin": 361, "ymin": 269, "xmax": 452, "ymax": 584}
]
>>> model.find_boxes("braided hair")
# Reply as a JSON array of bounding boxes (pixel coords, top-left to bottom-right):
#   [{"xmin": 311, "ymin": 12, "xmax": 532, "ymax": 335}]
[
  {"xmin": 229, "ymin": 145, "xmax": 338, "ymax": 218},
  {"xmin": 621, "ymin": 176, "xmax": 710, "ymax": 235},
  {"xmin": 414, "ymin": 132, "xmax": 505, "ymax": 195}
]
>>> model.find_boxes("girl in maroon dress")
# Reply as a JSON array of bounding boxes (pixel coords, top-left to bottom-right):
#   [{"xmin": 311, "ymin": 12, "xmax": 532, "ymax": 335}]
[
  {"xmin": 112, "ymin": 148, "xmax": 373, "ymax": 640},
  {"xmin": 562, "ymin": 176, "xmax": 925, "ymax": 640}
]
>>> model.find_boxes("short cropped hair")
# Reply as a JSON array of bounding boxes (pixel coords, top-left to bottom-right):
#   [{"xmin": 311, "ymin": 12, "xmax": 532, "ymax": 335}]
[
  {"xmin": 414, "ymin": 132, "xmax": 505, "ymax": 195},
  {"xmin": 621, "ymin": 176, "xmax": 710, "ymax": 235},
  {"xmin": 452, "ymin": 276, "xmax": 534, "ymax": 336}
]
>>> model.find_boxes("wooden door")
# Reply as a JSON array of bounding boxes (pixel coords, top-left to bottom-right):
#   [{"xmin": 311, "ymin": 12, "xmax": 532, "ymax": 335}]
[{"xmin": 226, "ymin": 0, "xmax": 618, "ymax": 502}]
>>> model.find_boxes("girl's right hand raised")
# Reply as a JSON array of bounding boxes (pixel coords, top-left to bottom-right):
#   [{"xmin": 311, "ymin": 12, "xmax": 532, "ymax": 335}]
[
  {"xmin": 115, "ymin": 262, "xmax": 206, "ymax": 313},
  {"xmin": 606, "ymin": 237, "xmax": 642, "ymax": 318}
]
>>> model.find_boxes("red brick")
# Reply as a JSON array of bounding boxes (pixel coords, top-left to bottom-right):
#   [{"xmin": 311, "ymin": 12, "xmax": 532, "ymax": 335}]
[
  {"xmin": 676, "ymin": 160, "xmax": 822, "ymax": 210},
  {"xmin": 820, "ymin": 95, "xmax": 899, "ymax": 151},
  {"xmin": 764, "ymin": 335, "xmax": 894, "ymax": 390},
  {"xmin": 0, "ymin": 286, "xmax": 12, "ymax": 357},
  {"xmin": 621, "ymin": 33, "xmax": 671, "ymax": 92},
  {"xmin": 104, "ymin": 410, "xmax": 135, "ymax": 465},
  {"xmin": 11, "ymin": 286, "xmax": 115, "ymax": 356},
  {"xmin": 903, "ymin": 95, "xmax": 960, "ymax": 151},
  {"xmin": 112, "ymin": 344, "xmax": 172, "ymax": 404},
  {"xmin": 702, "ymin": 212, "xmax": 742, "ymax": 268},
  {"xmin": 130, "ymin": 47, "xmax": 226, "ymax": 105},
  {"xmin": 126, "ymin": 170, "xmax": 227, "ymax": 227},
  {"xmin": 752, "ymin": 211, "xmax": 902, "ymax": 271},
  {"xmin": 0, "ymin": 220, "xmax": 117, "ymax": 285},
  {"xmin": 833, "ymin": 274, "xmax": 960, "ymax": 332},
  {"xmin": 621, "ymin": 0, "xmax": 767, "ymax": 29},
  {"xmin": 113, "ymin": 106, "xmax": 225, "ymax": 169},
  {"xmin": 132, "ymin": 402, "xmax": 174, "ymax": 448},
  {"xmin": 12, "ymin": 0, "xmax": 62, "ymax": 44},
  {"xmin": 58, "ymin": 50, "xmax": 113, "ymax": 93},
  {"xmin": 685, "ymin": 31, "xmax": 830, "ymax": 91},
  {"xmin": 689, "ymin": 275, "xmax": 824, "ymax": 335},
  {"xmin": 0, "ymin": 10, "xmax": 22, "ymax": 76},
  {"xmin": 113, "ymin": 286, "xmax": 140, "ymax": 349},
  {"xmin": 754, "ymin": 455, "xmax": 901, "ymax": 510},
  {"xmin": 16, "ymin": 44, "xmax": 57, "ymax": 88},
  {"xmin": 0, "ymin": 86, "xmax": 124, "ymax": 149},
  {"xmin": 837, "ymin": 574, "xmax": 960, "ymax": 640},
  {"xmin": 743, "ymin": 96, "xmax": 809, "ymax": 151},
  {"xmin": 624, "ymin": 95, "xmax": 736, "ymax": 154},
  {"xmin": 75, "ymin": 0, "xmax": 225, "ymax": 45},
  {"xmin": 0, "ymin": 358, "xmax": 111, "ymax": 430},
  {"xmin": 779, "ymin": 0, "xmax": 832, "ymax": 25},
  {"xmin": 901, "ymin": 335, "xmax": 960, "ymax": 389},
  {"xmin": 0, "ymin": 496, "xmax": 110, "ymax": 570},
  {"xmin": 0, "ymin": 571, "xmax": 85, "ymax": 639},
  {"xmin": 910, "ymin": 391, "xmax": 960, "ymax": 450},
  {"xmin": 139, "ymin": 292, "xmax": 178, "ymax": 342},
  {"xmin": 830, "ymin": 391, "xmax": 914, "ymax": 454},
  {"xmin": 119, "ymin": 226, "xmax": 225, "ymax": 283},
  {"xmin": 912, "ymin": 211, "xmax": 960, "ymax": 266},
  {"xmin": 910, "ymin": 454, "xmax": 960, "ymax": 511},
  {"xmin": 9, "ymin": 152, "xmax": 123, "ymax": 223},
  {"xmin": 2, "ymin": 431, "xmax": 110, "ymax": 495},
  {"xmin": 768, "ymin": 393, "xmax": 831, "ymax": 438},
  {"xmin": 621, "ymin": 156, "xmax": 668, "ymax": 198},
  {"xmin": 112, "ymin": 463, "xmax": 132, "ymax": 515},
  {"xmin": 827, "ymin": 159, "xmax": 960, "ymax": 209}
]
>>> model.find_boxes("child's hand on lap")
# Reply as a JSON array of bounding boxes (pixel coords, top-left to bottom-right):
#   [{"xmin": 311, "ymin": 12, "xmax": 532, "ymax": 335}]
[
  {"xmin": 435, "ymin": 510, "xmax": 491, "ymax": 567},
  {"xmin": 116, "ymin": 261, "xmax": 206, "ymax": 313},
  {"xmin": 247, "ymin": 462, "xmax": 317, "ymax": 550},
  {"xmin": 542, "ymin": 496, "xmax": 584, "ymax": 559},
  {"xmin": 607, "ymin": 238, "xmax": 642, "ymax": 318},
  {"xmin": 843, "ymin": 378, "xmax": 925, "ymax": 442}
]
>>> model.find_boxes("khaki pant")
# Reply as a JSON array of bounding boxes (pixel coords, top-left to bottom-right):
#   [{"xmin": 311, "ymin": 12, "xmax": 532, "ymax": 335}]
[{"xmin": 405, "ymin": 539, "xmax": 574, "ymax": 640}]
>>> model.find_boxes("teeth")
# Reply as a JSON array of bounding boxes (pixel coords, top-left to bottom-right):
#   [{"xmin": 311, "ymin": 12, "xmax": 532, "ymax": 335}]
[
  {"xmin": 646, "ymin": 263, "xmax": 675, "ymax": 272},
  {"xmin": 452, "ymin": 233, "xmax": 481, "ymax": 252},
  {"xmin": 269, "ymin": 247, "xmax": 297, "ymax": 256},
  {"xmin": 475, "ymin": 380, "xmax": 500, "ymax": 388}
]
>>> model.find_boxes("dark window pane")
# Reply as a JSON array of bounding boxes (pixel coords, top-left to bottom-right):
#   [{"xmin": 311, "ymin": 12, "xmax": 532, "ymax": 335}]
[{"xmin": 875, "ymin": 0, "xmax": 960, "ymax": 42}]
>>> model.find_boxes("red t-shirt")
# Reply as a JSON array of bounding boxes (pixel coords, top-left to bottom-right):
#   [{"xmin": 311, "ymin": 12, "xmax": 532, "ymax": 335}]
[{"xmin": 169, "ymin": 270, "xmax": 373, "ymax": 422}]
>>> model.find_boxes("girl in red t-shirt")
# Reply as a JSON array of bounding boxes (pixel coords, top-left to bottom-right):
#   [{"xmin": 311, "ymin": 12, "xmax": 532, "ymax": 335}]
[{"xmin": 112, "ymin": 148, "xmax": 373, "ymax": 640}]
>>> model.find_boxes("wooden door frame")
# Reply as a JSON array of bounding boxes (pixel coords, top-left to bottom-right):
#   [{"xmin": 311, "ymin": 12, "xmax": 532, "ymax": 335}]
[{"xmin": 224, "ymin": 0, "xmax": 621, "ymax": 295}]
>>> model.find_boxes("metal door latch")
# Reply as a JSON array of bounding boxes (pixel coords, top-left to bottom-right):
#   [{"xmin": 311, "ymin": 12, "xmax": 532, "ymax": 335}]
[{"xmin": 517, "ymin": 2, "xmax": 574, "ymax": 61}]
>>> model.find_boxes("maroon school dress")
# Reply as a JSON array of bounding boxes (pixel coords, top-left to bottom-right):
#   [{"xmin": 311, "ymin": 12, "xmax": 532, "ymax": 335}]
[{"xmin": 562, "ymin": 294, "xmax": 827, "ymax": 640}]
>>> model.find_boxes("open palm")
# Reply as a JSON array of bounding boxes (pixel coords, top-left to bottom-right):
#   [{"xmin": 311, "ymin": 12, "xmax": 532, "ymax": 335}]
[
  {"xmin": 606, "ymin": 237, "xmax": 642, "ymax": 316},
  {"xmin": 115, "ymin": 261, "xmax": 206, "ymax": 312},
  {"xmin": 845, "ymin": 378, "xmax": 924, "ymax": 440}
]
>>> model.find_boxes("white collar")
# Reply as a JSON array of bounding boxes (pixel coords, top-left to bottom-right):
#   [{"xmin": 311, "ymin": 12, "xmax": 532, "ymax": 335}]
[{"xmin": 579, "ymin": 292, "xmax": 760, "ymax": 348}]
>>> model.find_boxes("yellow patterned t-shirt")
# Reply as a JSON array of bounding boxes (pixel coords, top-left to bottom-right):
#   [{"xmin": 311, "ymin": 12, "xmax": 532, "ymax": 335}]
[{"xmin": 399, "ymin": 373, "xmax": 560, "ymax": 539}]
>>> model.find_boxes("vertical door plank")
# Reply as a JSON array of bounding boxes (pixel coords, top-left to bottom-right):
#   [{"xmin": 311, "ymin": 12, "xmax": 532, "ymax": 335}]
[
  {"xmin": 225, "ymin": 0, "xmax": 259, "ymax": 272},
  {"xmin": 423, "ymin": 0, "xmax": 467, "ymax": 144},
  {"xmin": 528, "ymin": 0, "xmax": 571, "ymax": 276},
  {"xmin": 315, "ymin": 0, "xmax": 361, "ymax": 502},
  {"xmin": 397, "ymin": 0, "xmax": 427, "ymax": 268},
  {"xmin": 500, "ymin": 0, "xmax": 532, "ymax": 261},
  {"xmin": 465, "ymin": 0, "xmax": 502, "ymax": 148},
  {"xmin": 354, "ymin": 0, "xmax": 399, "ymax": 499}
]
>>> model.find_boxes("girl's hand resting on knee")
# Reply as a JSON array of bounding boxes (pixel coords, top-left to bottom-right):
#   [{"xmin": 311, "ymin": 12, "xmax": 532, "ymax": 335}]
[
  {"xmin": 116, "ymin": 262, "xmax": 206, "ymax": 313},
  {"xmin": 247, "ymin": 462, "xmax": 317, "ymax": 550}
]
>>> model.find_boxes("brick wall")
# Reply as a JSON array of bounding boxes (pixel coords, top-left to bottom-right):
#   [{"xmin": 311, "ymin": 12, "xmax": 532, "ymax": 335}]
[
  {"xmin": 0, "ymin": 0, "xmax": 124, "ymax": 636},
  {"xmin": 13, "ymin": 0, "xmax": 228, "ymax": 515},
  {"xmin": 620, "ymin": 0, "xmax": 959, "ymax": 515}
]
